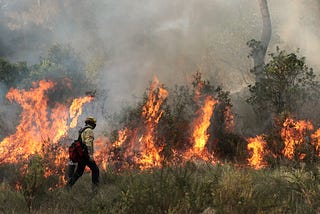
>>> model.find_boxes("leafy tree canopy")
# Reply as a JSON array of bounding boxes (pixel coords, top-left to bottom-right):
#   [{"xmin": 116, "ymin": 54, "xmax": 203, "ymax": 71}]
[
  {"xmin": 247, "ymin": 47, "xmax": 320, "ymax": 118},
  {"xmin": 0, "ymin": 58, "xmax": 28, "ymax": 87},
  {"xmin": 27, "ymin": 44, "xmax": 94, "ymax": 104}
]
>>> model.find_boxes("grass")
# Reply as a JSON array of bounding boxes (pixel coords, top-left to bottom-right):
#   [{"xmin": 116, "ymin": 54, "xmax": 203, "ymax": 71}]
[{"xmin": 1, "ymin": 162, "xmax": 320, "ymax": 214}]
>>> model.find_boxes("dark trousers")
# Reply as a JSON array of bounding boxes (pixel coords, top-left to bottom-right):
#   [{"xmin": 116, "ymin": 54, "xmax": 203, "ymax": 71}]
[{"xmin": 66, "ymin": 159, "xmax": 99, "ymax": 187}]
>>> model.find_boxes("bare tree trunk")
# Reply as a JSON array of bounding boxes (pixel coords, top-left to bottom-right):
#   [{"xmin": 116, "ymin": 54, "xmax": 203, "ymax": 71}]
[
  {"xmin": 259, "ymin": 0, "xmax": 271, "ymax": 48},
  {"xmin": 247, "ymin": 0, "xmax": 273, "ymax": 132},
  {"xmin": 251, "ymin": 0, "xmax": 272, "ymax": 82}
]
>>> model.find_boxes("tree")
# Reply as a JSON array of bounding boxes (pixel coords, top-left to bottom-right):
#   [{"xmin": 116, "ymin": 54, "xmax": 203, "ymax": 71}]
[
  {"xmin": 28, "ymin": 44, "xmax": 94, "ymax": 104},
  {"xmin": 247, "ymin": 48, "xmax": 320, "ymax": 121},
  {"xmin": 247, "ymin": 0, "xmax": 272, "ymax": 82},
  {"xmin": 0, "ymin": 58, "xmax": 28, "ymax": 87}
]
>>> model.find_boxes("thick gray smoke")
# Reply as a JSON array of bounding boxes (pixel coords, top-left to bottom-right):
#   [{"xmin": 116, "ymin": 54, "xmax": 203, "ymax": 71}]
[{"xmin": 0, "ymin": 0, "xmax": 319, "ymax": 134}]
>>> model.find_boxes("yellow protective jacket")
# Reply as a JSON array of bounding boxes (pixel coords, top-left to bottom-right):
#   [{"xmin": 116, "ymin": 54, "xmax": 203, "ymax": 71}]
[{"xmin": 80, "ymin": 125, "xmax": 95, "ymax": 159}]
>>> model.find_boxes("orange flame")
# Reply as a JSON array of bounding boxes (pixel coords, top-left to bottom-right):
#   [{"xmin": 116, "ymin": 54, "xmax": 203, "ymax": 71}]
[
  {"xmin": 94, "ymin": 137, "xmax": 110, "ymax": 171},
  {"xmin": 110, "ymin": 78, "xmax": 168, "ymax": 170},
  {"xmin": 0, "ymin": 80, "xmax": 58, "ymax": 163},
  {"xmin": 193, "ymin": 96, "xmax": 217, "ymax": 153},
  {"xmin": 136, "ymin": 78, "xmax": 168, "ymax": 169},
  {"xmin": 281, "ymin": 117, "xmax": 313, "ymax": 159},
  {"xmin": 185, "ymin": 96, "xmax": 217, "ymax": 161},
  {"xmin": 113, "ymin": 128, "xmax": 129, "ymax": 148},
  {"xmin": 247, "ymin": 135, "xmax": 267, "ymax": 169},
  {"xmin": 69, "ymin": 96, "xmax": 94, "ymax": 128},
  {"xmin": 0, "ymin": 80, "xmax": 93, "ymax": 185}
]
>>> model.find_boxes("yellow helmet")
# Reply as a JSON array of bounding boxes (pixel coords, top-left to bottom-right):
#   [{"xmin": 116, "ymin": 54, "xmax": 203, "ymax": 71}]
[{"xmin": 85, "ymin": 116, "xmax": 97, "ymax": 125}]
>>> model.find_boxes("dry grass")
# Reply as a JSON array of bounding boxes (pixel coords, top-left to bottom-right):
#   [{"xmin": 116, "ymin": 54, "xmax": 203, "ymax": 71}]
[{"xmin": 1, "ymin": 163, "xmax": 320, "ymax": 214}]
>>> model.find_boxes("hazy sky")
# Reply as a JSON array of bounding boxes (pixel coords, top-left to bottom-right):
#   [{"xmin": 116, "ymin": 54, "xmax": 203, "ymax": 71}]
[{"xmin": 0, "ymin": 0, "xmax": 319, "ymax": 115}]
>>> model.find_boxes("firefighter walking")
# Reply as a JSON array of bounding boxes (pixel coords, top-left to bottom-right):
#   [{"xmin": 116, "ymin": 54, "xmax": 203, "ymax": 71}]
[{"xmin": 66, "ymin": 116, "xmax": 99, "ymax": 191}]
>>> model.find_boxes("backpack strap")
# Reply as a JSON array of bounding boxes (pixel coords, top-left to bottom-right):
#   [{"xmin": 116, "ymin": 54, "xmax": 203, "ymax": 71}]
[{"xmin": 77, "ymin": 126, "xmax": 91, "ymax": 143}]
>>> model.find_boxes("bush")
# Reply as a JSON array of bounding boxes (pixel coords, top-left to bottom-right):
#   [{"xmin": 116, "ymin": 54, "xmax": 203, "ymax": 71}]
[{"xmin": 247, "ymin": 48, "xmax": 320, "ymax": 130}]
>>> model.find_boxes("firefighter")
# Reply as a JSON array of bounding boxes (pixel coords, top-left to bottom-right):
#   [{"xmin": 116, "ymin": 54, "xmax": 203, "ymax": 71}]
[{"xmin": 66, "ymin": 116, "xmax": 99, "ymax": 191}]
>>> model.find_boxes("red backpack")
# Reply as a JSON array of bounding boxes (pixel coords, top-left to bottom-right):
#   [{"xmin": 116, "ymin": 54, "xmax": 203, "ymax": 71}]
[{"xmin": 68, "ymin": 127, "xmax": 90, "ymax": 162}]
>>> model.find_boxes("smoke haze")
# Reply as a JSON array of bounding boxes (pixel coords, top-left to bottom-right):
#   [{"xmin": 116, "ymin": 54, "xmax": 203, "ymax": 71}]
[{"xmin": 0, "ymin": 0, "xmax": 319, "ymax": 132}]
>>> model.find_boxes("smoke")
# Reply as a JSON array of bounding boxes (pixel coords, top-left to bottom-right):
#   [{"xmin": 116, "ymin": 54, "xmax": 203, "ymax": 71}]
[
  {"xmin": 0, "ymin": 0, "xmax": 319, "ymax": 132},
  {"xmin": 268, "ymin": 0, "xmax": 320, "ymax": 68},
  {"xmin": 0, "ymin": 82, "xmax": 20, "ymax": 139}
]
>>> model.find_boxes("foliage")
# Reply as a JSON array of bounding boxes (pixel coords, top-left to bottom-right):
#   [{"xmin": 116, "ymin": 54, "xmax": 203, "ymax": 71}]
[
  {"xmin": 0, "ymin": 138, "xmax": 68, "ymax": 213},
  {"xmin": 214, "ymin": 133, "xmax": 248, "ymax": 162},
  {"xmin": 246, "ymin": 48, "xmax": 320, "ymax": 166},
  {"xmin": 28, "ymin": 44, "xmax": 84, "ymax": 80},
  {"xmin": 0, "ymin": 58, "xmax": 29, "ymax": 87},
  {"xmin": 247, "ymin": 39, "xmax": 265, "ymax": 60},
  {"xmin": 27, "ymin": 44, "xmax": 94, "ymax": 104},
  {"xmin": 0, "ymin": 164, "xmax": 21, "ymax": 188},
  {"xmin": 0, "ymin": 44, "xmax": 96, "ymax": 111},
  {"xmin": 247, "ymin": 48, "xmax": 320, "ymax": 120},
  {"xmin": 164, "ymin": 84, "xmax": 194, "ymax": 152},
  {"xmin": 109, "ymin": 71, "xmax": 241, "ymax": 168},
  {"xmin": 0, "ymin": 184, "xmax": 26, "ymax": 214},
  {"xmin": 19, "ymin": 155, "xmax": 47, "ymax": 212}
]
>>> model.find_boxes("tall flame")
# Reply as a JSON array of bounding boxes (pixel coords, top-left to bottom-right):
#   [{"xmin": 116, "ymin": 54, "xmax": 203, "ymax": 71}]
[
  {"xmin": 110, "ymin": 78, "xmax": 168, "ymax": 170},
  {"xmin": 0, "ymin": 80, "xmax": 93, "ymax": 181},
  {"xmin": 192, "ymin": 96, "xmax": 217, "ymax": 153},
  {"xmin": 69, "ymin": 96, "xmax": 94, "ymax": 128},
  {"xmin": 185, "ymin": 96, "xmax": 217, "ymax": 161},
  {"xmin": 0, "ymin": 80, "xmax": 58, "ymax": 163},
  {"xmin": 136, "ymin": 78, "xmax": 168, "ymax": 169}
]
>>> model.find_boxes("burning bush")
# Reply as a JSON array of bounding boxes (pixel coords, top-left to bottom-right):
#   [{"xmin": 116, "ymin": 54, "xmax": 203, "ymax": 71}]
[
  {"xmin": 108, "ymin": 72, "xmax": 243, "ymax": 171},
  {"xmin": 247, "ymin": 48, "xmax": 320, "ymax": 131},
  {"xmin": 247, "ymin": 114, "xmax": 320, "ymax": 169}
]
